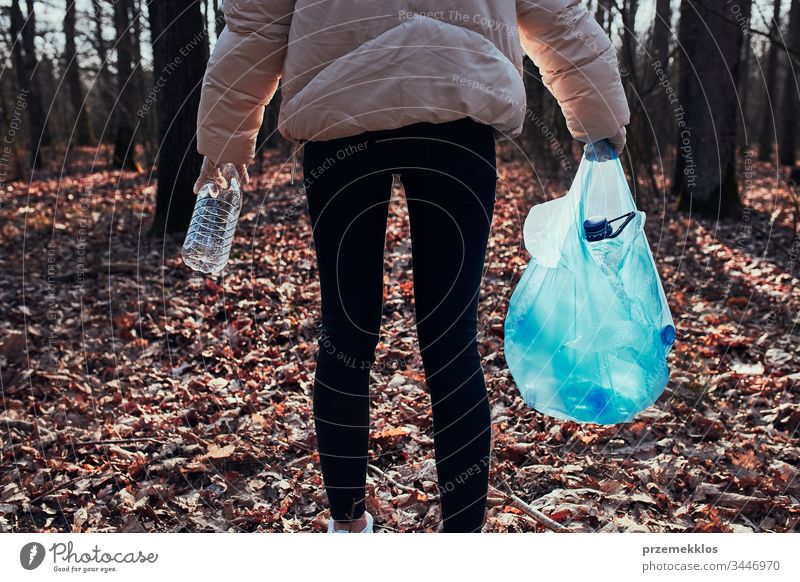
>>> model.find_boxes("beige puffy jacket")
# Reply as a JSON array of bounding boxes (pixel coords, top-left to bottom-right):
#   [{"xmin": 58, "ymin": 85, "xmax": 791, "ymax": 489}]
[{"xmin": 197, "ymin": 0, "xmax": 630, "ymax": 165}]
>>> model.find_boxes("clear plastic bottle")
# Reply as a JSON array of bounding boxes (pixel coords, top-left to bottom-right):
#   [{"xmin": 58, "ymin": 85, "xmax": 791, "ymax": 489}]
[{"xmin": 182, "ymin": 163, "xmax": 243, "ymax": 274}]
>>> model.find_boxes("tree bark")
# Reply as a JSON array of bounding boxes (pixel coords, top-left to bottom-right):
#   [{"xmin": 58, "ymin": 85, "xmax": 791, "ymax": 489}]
[
  {"xmin": 736, "ymin": 0, "xmax": 754, "ymax": 154},
  {"xmin": 673, "ymin": 0, "xmax": 751, "ymax": 217},
  {"xmin": 595, "ymin": 0, "xmax": 611, "ymax": 35},
  {"xmin": 148, "ymin": 0, "xmax": 209, "ymax": 234},
  {"xmin": 651, "ymin": 0, "xmax": 672, "ymax": 66},
  {"xmin": 0, "ymin": 92, "xmax": 28, "ymax": 182},
  {"xmin": 212, "ymin": 0, "xmax": 225, "ymax": 40},
  {"xmin": 780, "ymin": 0, "xmax": 800, "ymax": 165},
  {"xmin": 620, "ymin": 0, "xmax": 639, "ymax": 85},
  {"xmin": 200, "ymin": 0, "xmax": 212, "ymax": 53},
  {"xmin": 23, "ymin": 0, "xmax": 52, "ymax": 150},
  {"xmin": 522, "ymin": 56, "xmax": 551, "ymax": 172},
  {"xmin": 594, "ymin": 0, "xmax": 607, "ymax": 32},
  {"xmin": 112, "ymin": 0, "xmax": 141, "ymax": 170},
  {"xmin": 759, "ymin": 0, "xmax": 783, "ymax": 162},
  {"xmin": 64, "ymin": 0, "xmax": 96, "ymax": 146},
  {"xmin": 10, "ymin": 0, "xmax": 52, "ymax": 168},
  {"xmin": 256, "ymin": 86, "xmax": 286, "ymax": 173},
  {"xmin": 648, "ymin": 0, "xmax": 673, "ymax": 155},
  {"xmin": 131, "ymin": 0, "xmax": 144, "ymax": 102},
  {"xmin": 92, "ymin": 0, "xmax": 109, "ymax": 65}
]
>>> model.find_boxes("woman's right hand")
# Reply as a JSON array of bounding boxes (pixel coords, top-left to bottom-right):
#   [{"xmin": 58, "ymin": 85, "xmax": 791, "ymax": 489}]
[
  {"xmin": 608, "ymin": 126, "xmax": 627, "ymax": 154},
  {"xmin": 193, "ymin": 156, "xmax": 250, "ymax": 194}
]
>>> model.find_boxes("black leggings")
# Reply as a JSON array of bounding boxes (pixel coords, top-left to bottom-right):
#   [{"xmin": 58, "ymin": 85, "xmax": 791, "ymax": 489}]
[{"xmin": 303, "ymin": 118, "xmax": 496, "ymax": 533}]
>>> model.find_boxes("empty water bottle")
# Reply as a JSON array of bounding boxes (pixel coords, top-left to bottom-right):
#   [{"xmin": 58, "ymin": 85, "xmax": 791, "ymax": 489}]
[
  {"xmin": 182, "ymin": 163, "xmax": 243, "ymax": 274},
  {"xmin": 583, "ymin": 212, "xmax": 639, "ymax": 272}
]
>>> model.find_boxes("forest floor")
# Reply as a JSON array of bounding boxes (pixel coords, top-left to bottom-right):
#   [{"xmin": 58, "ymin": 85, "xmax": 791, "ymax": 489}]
[{"xmin": 1, "ymin": 147, "xmax": 798, "ymax": 532}]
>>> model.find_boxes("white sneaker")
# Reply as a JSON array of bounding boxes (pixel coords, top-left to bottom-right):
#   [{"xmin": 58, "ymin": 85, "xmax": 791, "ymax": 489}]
[{"xmin": 327, "ymin": 511, "xmax": 374, "ymax": 533}]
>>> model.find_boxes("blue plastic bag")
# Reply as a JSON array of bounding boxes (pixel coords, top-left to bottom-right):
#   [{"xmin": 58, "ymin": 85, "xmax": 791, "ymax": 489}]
[{"xmin": 504, "ymin": 141, "xmax": 675, "ymax": 424}]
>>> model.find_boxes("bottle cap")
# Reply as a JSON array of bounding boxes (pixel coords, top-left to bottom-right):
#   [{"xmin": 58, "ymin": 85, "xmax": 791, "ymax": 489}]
[
  {"xmin": 661, "ymin": 325, "xmax": 676, "ymax": 346},
  {"xmin": 584, "ymin": 215, "xmax": 612, "ymax": 241}
]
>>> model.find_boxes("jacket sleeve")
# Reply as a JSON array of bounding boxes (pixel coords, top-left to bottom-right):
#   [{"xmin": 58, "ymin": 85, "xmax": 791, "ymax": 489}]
[
  {"xmin": 197, "ymin": 0, "xmax": 295, "ymax": 165},
  {"xmin": 516, "ymin": 0, "xmax": 630, "ymax": 143}
]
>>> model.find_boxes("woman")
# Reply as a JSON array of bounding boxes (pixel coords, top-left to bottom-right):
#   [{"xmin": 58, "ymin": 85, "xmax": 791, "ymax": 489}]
[{"xmin": 194, "ymin": 0, "xmax": 629, "ymax": 533}]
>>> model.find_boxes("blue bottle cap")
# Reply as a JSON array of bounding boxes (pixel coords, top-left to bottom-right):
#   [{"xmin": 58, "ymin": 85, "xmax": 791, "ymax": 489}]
[
  {"xmin": 661, "ymin": 325, "xmax": 676, "ymax": 346},
  {"xmin": 584, "ymin": 215, "xmax": 612, "ymax": 241}
]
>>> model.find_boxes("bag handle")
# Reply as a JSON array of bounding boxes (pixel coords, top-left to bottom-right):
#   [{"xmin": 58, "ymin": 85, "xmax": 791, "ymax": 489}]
[
  {"xmin": 583, "ymin": 211, "xmax": 636, "ymax": 241},
  {"xmin": 606, "ymin": 211, "xmax": 636, "ymax": 238}
]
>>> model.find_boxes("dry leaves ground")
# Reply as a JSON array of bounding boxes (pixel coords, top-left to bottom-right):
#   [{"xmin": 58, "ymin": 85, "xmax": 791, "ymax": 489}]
[{"xmin": 1, "ymin": 147, "xmax": 798, "ymax": 532}]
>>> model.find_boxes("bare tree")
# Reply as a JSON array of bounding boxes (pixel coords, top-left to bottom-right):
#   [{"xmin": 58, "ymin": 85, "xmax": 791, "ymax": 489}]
[
  {"xmin": 130, "ymin": 0, "xmax": 143, "ymax": 94},
  {"xmin": 112, "ymin": 0, "xmax": 141, "ymax": 170},
  {"xmin": 212, "ymin": 0, "xmax": 225, "ymax": 39},
  {"xmin": 620, "ymin": 0, "xmax": 639, "ymax": 86},
  {"xmin": 64, "ymin": 0, "xmax": 95, "ymax": 147},
  {"xmin": 759, "ymin": 0, "xmax": 783, "ymax": 162},
  {"xmin": 780, "ymin": 0, "xmax": 800, "ymax": 165},
  {"xmin": 673, "ymin": 0, "xmax": 751, "ymax": 216},
  {"xmin": 0, "ymin": 88, "xmax": 27, "ymax": 182},
  {"xmin": 736, "ymin": 0, "xmax": 755, "ymax": 155},
  {"xmin": 648, "ymin": 0, "xmax": 674, "ymax": 155},
  {"xmin": 148, "ymin": 0, "xmax": 209, "ymax": 233},
  {"xmin": 9, "ymin": 0, "xmax": 52, "ymax": 168},
  {"xmin": 594, "ymin": 0, "xmax": 606, "ymax": 30},
  {"xmin": 91, "ymin": 0, "xmax": 109, "ymax": 65},
  {"xmin": 521, "ymin": 57, "xmax": 551, "ymax": 171},
  {"xmin": 651, "ymin": 0, "xmax": 672, "ymax": 66},
  {"xmin": 256, "ymin": 85, "xmax": 287, "ymax": 174},
  {"xmin": 595, "ymin": 0, "xmax": 612, "ymax": 35}
]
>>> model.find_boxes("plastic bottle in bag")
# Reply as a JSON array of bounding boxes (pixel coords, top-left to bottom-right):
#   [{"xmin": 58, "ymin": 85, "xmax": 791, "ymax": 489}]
[{"xmin": 182, "ymin": 163, "xmax": 243, "ymax": 274}]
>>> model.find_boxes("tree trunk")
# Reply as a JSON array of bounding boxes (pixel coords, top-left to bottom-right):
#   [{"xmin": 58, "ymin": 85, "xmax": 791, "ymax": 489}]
[
  {"xmin": 620, "ymin": 0, "xmax": 639, "ymax": 85},
  {"xmin": 759, "ymin": 0, "xmax": 783, "ymax": 162},
  {"xmin": 594, "ymin": 0, "xmax": 607, "ymax": 32},
  {"xmin": 148, "ymin": 0, "xmax": 209, "ymax": 234},
  {"xmin": 736, "ymin": 0, "xmax": 754, "ymax": 155},
  {"xmin": 256, "ymin": 86, "xmax": 285, "ymax": 174},
  {"xmin": 23, "ymin": 0, "xmax": 52, "ymax": 150},
  {"xmin": 9, "ymin": 2, "xmax": 27, "ymax": 100},
  {"xmin": 651, "ymin": 0, "xmax": 672, "ymax": 65},
  {"xmin": 64, "ymin": 0, "xmax": 96, "ymax": 146},
  {"xmin": 10, "ymin": 0, "xmax": 52, "ymax": 168},
  {"xmin": 213, "ymin": 0, "xmax": 225, "ymax": 40},
  {"xmin": 522, "ymin": 56, "xmax": 554, "ymax": 174},
  {"xmin": 200, "ymin": 0, "xmax": 212, "ymax": 52},
  {"xmin": 673, "ymin": 0, "xmax": 751, "ymax": 217},
  {"xmin": 780, "ymin": 0, "xmax": 800, "ymax": 165},
  {"xmin": 92, "ymin": 0, "xmax": 109, "ymax": 65},
  {"xmin": 112, "ymin": 0, "xmax": 141, "ymax": 171},
  {"xmin": 131, "ymin": 0, "xmax": 153, "ymax": 161},
  {"xmin": 648, "ymin": 0, "xmax": 673, "ymax": 155},
  {"xmin": 131, "ymin": 0, "xmax": 144, "ymax": 101},
  {"xmin": 0, "ymin": 93, "xmax": 28, "ymax": 182}
]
